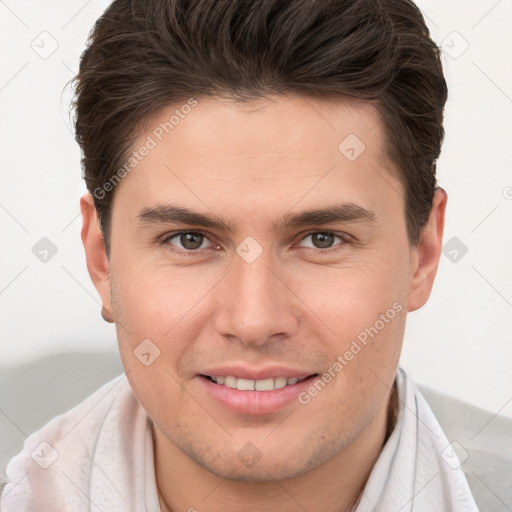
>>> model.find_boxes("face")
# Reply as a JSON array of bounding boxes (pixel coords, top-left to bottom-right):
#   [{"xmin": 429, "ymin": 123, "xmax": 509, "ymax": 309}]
[{"xmin": 82, "ymin": 94, "xmax": 444, "ymax": 482}]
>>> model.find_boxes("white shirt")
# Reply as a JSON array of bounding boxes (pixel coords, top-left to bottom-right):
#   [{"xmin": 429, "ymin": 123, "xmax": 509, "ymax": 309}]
[
  {"xmin": 352, "ymin": 368, "xmax": 479, "ymax": 511},
  {"xmin": 0, "ymin": 368, "xmax": 478, "ymax": 511}
]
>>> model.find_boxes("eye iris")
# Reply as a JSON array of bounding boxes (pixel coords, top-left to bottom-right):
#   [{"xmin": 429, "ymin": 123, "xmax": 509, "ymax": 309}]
[
  {"xmin": 312, "ymin": 232, "xmax": 334, "ymax": 249},
  {"xmin": 181, "ymin": 233, "xmax": 203, "ymax": 250}
]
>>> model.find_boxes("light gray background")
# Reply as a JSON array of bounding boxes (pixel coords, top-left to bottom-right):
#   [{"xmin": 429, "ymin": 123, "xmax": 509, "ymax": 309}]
[{"xmin": 1, "ymin": 0, "xmax": 511, "ymax": 421}]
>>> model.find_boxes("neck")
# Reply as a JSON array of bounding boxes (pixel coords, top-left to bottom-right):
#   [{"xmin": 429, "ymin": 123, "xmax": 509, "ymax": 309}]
[{"xmin": 154, "ymin": 383, "xmax": 398, "ymax": 512}]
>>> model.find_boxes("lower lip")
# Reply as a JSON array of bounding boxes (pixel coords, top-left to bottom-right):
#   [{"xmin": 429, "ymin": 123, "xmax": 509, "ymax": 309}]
[{"xmin": 198, "ymin": 375, "xmax": 317, "ymax": 415}]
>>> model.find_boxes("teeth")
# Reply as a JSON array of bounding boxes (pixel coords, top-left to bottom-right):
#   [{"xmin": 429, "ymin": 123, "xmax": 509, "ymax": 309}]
[
  {"xmin": 224, "ymin": 376, "xmax": 237, "ymax": 389},
  {"xmin": 255, "ymin": 378, "xmax": 274, "ymax": 391},
  {"xmin": 274, "ymin": 377, "xmax": 287, "ymax": 389},
  {"xmin": 210, "ymin": 375, "xmax": 305, "ymax": 391},
  {"xmin": 236, "ymin": 378, "xmax": 255, "ymax": 391}
]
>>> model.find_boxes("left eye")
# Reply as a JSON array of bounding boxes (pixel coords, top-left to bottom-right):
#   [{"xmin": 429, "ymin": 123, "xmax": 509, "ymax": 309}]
[{"xmin": 298, "ymin": 232, "xmax": 344, "ymax": 251}]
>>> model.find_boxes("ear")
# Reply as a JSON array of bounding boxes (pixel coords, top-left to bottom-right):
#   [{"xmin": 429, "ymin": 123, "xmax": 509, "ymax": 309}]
[
  {"xmin": 407, "ymin": 187, "xmax": 447, "ymax": 312},
  {"xmin": 80, "ymin": 193, "xmax": 113, "ymax": 315}
]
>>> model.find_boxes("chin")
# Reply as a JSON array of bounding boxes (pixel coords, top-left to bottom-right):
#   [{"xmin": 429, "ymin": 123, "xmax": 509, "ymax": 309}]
[
  {"xmin": 205, "ymin": 459, "xmax": 311, "ymax": 483},
  {"xmin": 188, "ymin": 438, "xmax": 341, "ymax": 483}
]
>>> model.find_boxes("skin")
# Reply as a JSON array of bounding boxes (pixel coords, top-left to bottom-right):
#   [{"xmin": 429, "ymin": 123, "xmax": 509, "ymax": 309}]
[{"xmin": 81, "ymin": 94, "xmax": 447, "ymax": 512}]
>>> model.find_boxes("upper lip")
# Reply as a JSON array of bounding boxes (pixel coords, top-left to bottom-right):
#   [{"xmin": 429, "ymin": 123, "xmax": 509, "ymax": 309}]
[{"xmin": 199, "ymin": 366, "xmax": 316, "ymax": 381}]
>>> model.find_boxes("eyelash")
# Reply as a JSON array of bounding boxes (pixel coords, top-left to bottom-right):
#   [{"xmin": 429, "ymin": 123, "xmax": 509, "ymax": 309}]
[{"xmin": 158, "ymin": 230, "xmax": 351, "ymax": 257}]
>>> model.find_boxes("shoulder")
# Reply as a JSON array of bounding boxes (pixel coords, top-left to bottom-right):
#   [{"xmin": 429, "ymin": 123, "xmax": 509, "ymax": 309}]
[
  {"xmin": 0, "ymin": 373, "xmax": 138, "ymax": 511},
  {"xmin": 14, "ymin": 372, "xmax": 133, "ymax": 449},
  {"xmin": 418, "ymin": 384, "xmax": 512, "ymax": 511}
]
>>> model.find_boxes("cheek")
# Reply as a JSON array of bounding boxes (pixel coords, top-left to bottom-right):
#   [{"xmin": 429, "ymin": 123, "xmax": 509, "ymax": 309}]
[
  {"xmin": 338, "ymin": 254, "xmax": 408, "ymax": 379},
  {"xmin": 111, "ymin": 256, "xmax": 217, "ymax": 337},
  {"xmin": 110, "ymin": 264, "xmax": 199, "ymax": 422},
  {"xmin": 294, "ymin": 301, "xmax": 405, "ymax": 444},
  {"xmin": 296, "ymin": 247, "xmax": 409, "ymax": 339},
  {"xmin": 293, "ymin": 249, "xmax": 407, "ymax": 411},
  {"xmin": 109, "ymin": 261, "xmax": 212, "ymax": 396}
]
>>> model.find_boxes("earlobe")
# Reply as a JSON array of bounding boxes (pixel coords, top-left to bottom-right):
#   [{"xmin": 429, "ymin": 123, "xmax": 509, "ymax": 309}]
[
  {"xmin": 80, "ymin": 193, "xmax": 113, "ymax": 316},
  {"xmin": 407, "ymin": 187, "xmax": 448, "ymax": 312}
]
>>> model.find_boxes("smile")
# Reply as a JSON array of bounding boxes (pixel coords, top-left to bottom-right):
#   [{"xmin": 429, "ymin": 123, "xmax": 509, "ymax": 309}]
[
  {"xmin": 204, "ymin": 375, "xmax": 310, "ymax": 391},
  {"xmin": 198, "ymin": 372, "xmax": 319, "ymax": 415}
]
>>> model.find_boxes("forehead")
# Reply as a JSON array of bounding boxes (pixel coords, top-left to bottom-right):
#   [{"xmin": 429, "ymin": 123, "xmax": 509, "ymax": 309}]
[
  {"xmin": 111, "ymin": 94, "xmax": 403, "ymax": 225},
  {"xmin": 139, "ymin": 94, "xmax": 386, "ymax": 160}
]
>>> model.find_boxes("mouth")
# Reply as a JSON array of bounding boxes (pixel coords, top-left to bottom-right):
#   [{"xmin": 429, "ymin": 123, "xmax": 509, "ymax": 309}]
[
  {"xmin": 197, "ymin": 372, "xmax": 319, "ymax": 415},
  {"xmin": 201, "ymin": 374, "xmax": 314, "ymax": 391}
]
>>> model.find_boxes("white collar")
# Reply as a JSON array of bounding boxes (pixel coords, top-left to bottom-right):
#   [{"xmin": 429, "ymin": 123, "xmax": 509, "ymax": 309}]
[
  {"xmin": 352, "ymin": 368, "xmax": 478, "ymax": 511},
  {"xmin": 1, "ymin": 369, "xmax": 478, "ymax": 511}
]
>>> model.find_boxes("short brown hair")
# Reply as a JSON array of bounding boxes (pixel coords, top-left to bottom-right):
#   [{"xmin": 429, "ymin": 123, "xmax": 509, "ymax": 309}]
[{"xmin": 72, "ymin": 0, "xmax": 447, "ymax": 254}]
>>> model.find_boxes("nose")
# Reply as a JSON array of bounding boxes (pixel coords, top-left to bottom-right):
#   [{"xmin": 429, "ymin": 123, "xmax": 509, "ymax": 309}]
[{"xmin": 213, "ymin": 244, "xmax": 300, "ymax": 348}]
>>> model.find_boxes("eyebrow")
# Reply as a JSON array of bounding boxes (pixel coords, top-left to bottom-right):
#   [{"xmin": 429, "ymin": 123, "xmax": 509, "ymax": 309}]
[{"xmin": 135, "ymin": 202, "xmax": 377, "ymax": 233}]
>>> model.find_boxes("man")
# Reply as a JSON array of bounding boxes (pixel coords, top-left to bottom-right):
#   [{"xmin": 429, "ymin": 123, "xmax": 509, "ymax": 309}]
[{"xmin": 0, "ymin": 0, "xmax": 484, "ymax": 510}]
